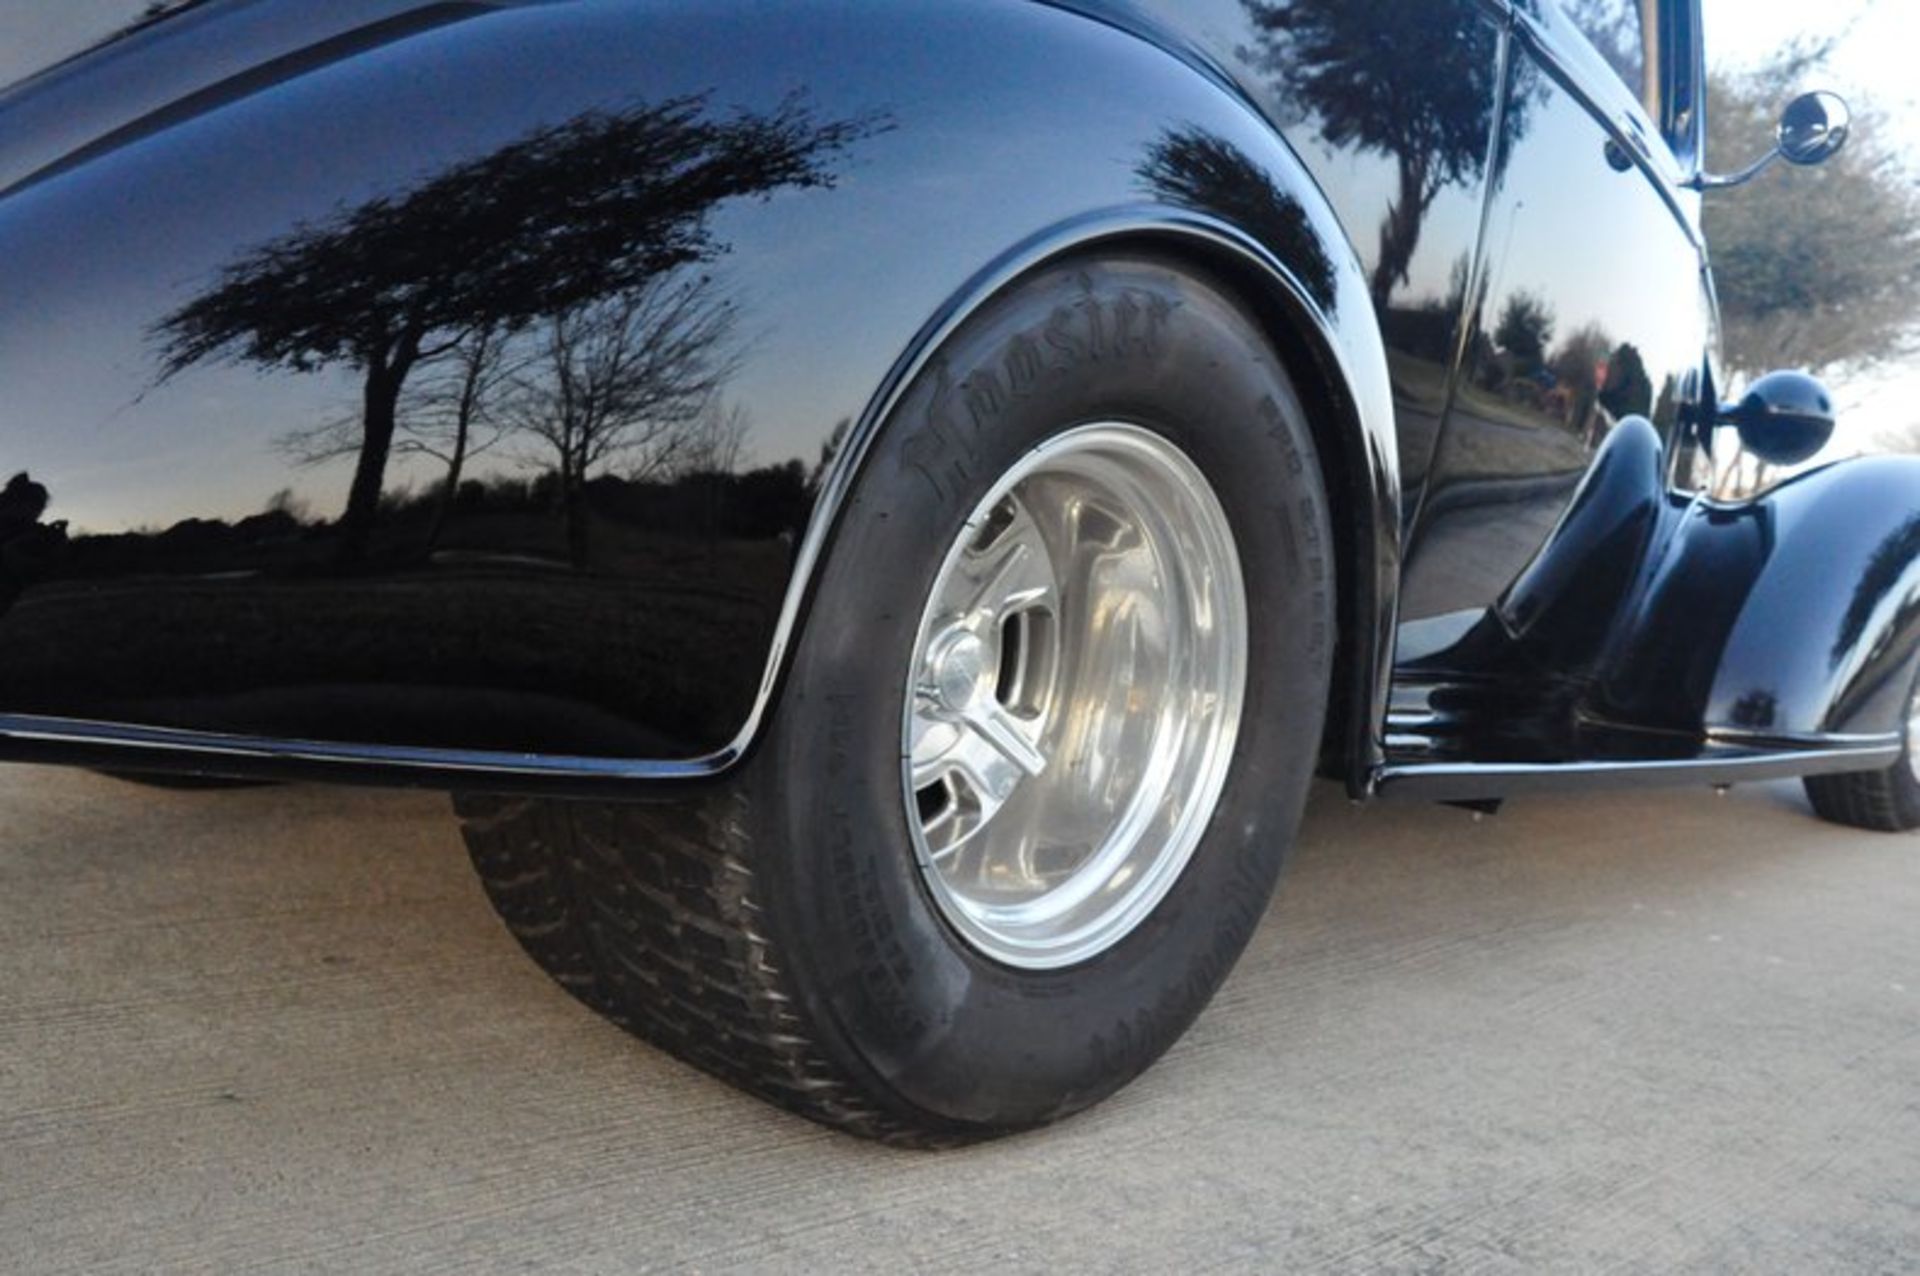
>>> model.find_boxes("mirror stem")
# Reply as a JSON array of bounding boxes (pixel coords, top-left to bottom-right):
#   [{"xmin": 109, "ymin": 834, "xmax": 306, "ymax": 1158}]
[{"xmin": 1686, "ymin": 149, "xmax": 1778, "ymax": 192}]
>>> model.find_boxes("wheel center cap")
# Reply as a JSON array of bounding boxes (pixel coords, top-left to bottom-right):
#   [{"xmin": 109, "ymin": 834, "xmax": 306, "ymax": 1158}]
[{"xmin": 926, "ymin": 627, "xmax": 990, "ymax": 714}]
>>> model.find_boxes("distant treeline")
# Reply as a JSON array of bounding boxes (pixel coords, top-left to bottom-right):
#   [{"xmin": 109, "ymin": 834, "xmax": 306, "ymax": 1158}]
[{"xmin": 57, "ymin": 461, "xmax": 816, "ymax": 579}]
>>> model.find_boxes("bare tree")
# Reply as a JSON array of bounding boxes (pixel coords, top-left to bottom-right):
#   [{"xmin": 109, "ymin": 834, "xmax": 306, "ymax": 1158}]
[
  {"xmin": 275, "ymin": 324, "xmax": 519, "ymax": 551},
  {"xmin": 808, "ymin": 418, "xmax": 852, "ymax": 495},
  {"xmin": 505, "ymin": 275, "xmax": 740, "ymax": 563},
  {"xmin": 273, "ymin": 411, "xmax": 361, "ymax": 471},
  {"xmin": 676, "ymin": 397, "xmax": 751, "ymax": 478},
  {"xmin": 393, "ymin": 325, "xmax": 519, "ymax": 550}
]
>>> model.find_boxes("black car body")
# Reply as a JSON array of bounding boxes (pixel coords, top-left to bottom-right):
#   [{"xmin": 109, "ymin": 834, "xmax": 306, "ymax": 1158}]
[{"xmin": 0, "ymin": 0, "xmax": 1910, "ymax": 1140}]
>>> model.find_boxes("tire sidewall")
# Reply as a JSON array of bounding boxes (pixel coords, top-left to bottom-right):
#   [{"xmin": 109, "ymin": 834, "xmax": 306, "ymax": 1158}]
[
  {"xmin": 754, "ymin": 255, "xmax": 1335, "ymax": 1131},
  {"xmin": 1890, "ymin": 675, "xmax": 1920, "ymax": 824}
]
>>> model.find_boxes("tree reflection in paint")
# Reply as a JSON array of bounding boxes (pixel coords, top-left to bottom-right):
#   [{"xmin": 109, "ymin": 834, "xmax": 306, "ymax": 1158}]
[
  {"xmin": 1238, "ymin": 0, "xmax": 1534, "ymax": 310},
  {"xmin": 152, "ymin": 93, "xmax": 879, "ymax": 564},
  {"xmin": 1135, "ymin": 125, "xmax": 1338, "ymax": 314}
]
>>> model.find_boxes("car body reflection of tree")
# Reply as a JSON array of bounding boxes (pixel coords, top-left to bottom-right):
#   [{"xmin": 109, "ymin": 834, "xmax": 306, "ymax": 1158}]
[
  {"xmin": 0, "ymin": 95, "xmax": 886, "ymax": 751},
  {"xmin": 151, "ymin": 92, "xmax": 879, "ymax": 567},
  {"xmin": 1239, "ymin": 0, "xmax": 1534, "ymax": 310},
  {"xmin": 1135, "ymin": 126, "xmax": 1337, "ymax": 314}
]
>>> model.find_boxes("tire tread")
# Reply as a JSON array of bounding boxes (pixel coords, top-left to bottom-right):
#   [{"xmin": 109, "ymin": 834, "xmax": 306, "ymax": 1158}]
[
  {"xmin": 1804, "ymin": 765, "xmax": 1920, "ymax": 832},
  {"xmin": 454, "ymin": 792, "xmax": 962, "ymax": 1145}
]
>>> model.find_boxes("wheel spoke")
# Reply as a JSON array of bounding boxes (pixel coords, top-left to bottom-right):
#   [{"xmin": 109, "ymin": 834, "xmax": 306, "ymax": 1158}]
[
  {"xmin": 963, "ymin": 499, "xmax": 1059, "ymax": 622},
  {"xmin": 963, "ymin": 700, "xmax": 1048, "ymax": 777},
  {"xmin": 918, "ymin": 740, "xmax": 1021, "ymax": 859},
  {"xmin": 909, "ymin": 727, "xmax": 960, "ymax": 791}
]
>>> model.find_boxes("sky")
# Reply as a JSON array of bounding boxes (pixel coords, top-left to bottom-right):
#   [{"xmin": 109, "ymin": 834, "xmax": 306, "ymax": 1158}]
[
  {"xmin": 1705, "ymin": 0, "xmax": 1920, "ymax": 152},
  {"xmin": 1702, "ymin": 0, "xmax": 1920, "ymax": 450},
  {"xmin": 0, "ymin": 1, "xmax": 166, "ymax": 86},
  {"xmin": 0, "ymin": 0, "xmax": 1912, "ymax": 516}
]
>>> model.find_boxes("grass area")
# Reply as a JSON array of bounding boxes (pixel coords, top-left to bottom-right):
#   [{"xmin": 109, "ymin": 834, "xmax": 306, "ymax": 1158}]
[{"xmin": 1388, "ymin": 350, "xmax": 1595, "ymax": 484}]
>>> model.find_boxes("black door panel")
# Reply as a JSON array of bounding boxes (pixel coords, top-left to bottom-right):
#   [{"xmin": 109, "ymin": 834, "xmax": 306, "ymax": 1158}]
[{"xmin": 1396, "ymin": 24, "xmax": 1711, "ymax": 626}]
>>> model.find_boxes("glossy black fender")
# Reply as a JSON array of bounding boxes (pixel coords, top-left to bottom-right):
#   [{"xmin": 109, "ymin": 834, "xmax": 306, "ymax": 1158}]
[
  {"xmin": 0, "ymin": 0, "xmax": 1398, "ymax": 792},
  {"xmin": 1640, "ymin": 458, "xmax": 1920, "ymax": 747},
  {"xmin": 1496, "ymin": 415, "xmax": 1670, "ymax": 674},
  {"xmin": 1591, "ymin": 459, "xmax": 1920, "ymax": 749}
]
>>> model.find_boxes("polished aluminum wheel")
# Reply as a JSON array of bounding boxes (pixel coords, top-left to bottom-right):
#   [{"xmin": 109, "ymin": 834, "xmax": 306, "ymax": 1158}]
[
  {"xmin": 1906, "ymin": 680, "xmax": 1920, "ymax": 783},
  {"xmin": 902, "ymin": 424, "xmax": 1247, "ymax": 968}
]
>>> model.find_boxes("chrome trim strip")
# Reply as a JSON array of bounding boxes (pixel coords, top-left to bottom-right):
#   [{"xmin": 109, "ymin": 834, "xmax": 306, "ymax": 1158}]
[{"xmin": 1706, "ymin": 727, "xmax": 1903, "ymax": 751}]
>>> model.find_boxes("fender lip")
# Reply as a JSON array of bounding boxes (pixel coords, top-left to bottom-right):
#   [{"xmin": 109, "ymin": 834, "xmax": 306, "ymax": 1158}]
[{"xmin": 0, "ymin": 711, "xmax": 722, "ymax": 792}]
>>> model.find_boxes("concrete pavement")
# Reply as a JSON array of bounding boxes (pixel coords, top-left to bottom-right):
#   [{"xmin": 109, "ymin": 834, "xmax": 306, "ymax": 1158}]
[{"xmin": 2, "ymin": 766, "xmax": 1916, "ymax": 1272}]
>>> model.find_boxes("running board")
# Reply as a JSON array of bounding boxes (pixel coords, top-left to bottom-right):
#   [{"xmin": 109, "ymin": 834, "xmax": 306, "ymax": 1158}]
[{"xmin": 1375, "ymin": 739, "xmax": 1899, "ymax": 802}]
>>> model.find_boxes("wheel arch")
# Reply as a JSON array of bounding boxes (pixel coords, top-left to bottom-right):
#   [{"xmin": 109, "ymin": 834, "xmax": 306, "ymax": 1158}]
[{"xmin": 764, "ymin": 210, "xmax": 1401, "ymax": 797}]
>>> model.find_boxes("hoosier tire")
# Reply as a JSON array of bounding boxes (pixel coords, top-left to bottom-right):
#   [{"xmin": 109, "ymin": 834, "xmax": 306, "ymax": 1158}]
[
  {"xmin": 1804, "ymin": 672, "xmax": 1920, "ymax": 832},
  {"xmin": 455, "ymin": 253, "xmax": 1337, "ymax": 1143},
  {"xmin": 455, "ymin": 791, "xmax": 925, "ymax": 1140}
]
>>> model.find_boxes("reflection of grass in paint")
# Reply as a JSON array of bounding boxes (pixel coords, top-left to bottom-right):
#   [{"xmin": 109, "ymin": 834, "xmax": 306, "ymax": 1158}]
[
  {"xmin": 1387, "ymin": 350, "xmax": 1596, "ymax": 484},
  {"xmin": 0, "ymin": 529, "xmax": 789, "ymax": 754},
  {"xmin": 1448, "ymin": 378, "xmax": 1585, "ymax": 438},
  {"xmin": 1387, "ymin": 351, "xmax": 1453, "ymax": 410}
]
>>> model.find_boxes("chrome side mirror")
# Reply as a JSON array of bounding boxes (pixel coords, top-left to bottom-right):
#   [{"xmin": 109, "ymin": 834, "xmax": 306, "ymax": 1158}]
[
  {"xmin": 1718, "ymin": 370, "xmax": 1836, "ymax": 466},
  {"xmin": 1777, "ymin": 90, "xmax": 1852, "ymax": 166},
  {"xmin": 1688, "ymin": 90, "xmax": 1851, "ymax": 191}
]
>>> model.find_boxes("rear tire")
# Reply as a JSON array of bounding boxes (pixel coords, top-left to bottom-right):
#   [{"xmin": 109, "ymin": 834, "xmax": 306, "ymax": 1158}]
[
  {"xmin": 456, "ymin": 254, "xmax": 1336, "ymax": 1143},
  {"xmin": 1804, "ymin": 672, "xmax": 1920, "ymax": 831}
]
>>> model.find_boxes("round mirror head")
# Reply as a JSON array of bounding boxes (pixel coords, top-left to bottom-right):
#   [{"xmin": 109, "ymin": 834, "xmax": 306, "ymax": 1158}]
[
  {"xmin": 1729, "ymin": 370, "xmax": 1836, "ymax": 467},
  {"xmin": 1778, "ymin": 91, "xmax": 1851, "ymax": 167}
]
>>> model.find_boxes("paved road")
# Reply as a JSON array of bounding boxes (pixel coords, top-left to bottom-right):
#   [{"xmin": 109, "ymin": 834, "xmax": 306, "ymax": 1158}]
[{"xmin": 3, "ymin": 765, "xmax": 1916, "ymax": 1273}]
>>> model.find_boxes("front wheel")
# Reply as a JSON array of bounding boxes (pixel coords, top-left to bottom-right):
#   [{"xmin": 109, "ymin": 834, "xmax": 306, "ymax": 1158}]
[
  {"xmin": 456, "ymin": 254, "xmax": 1336, "ymax": 1143},
  {"xmin": 1805, "ymin": 673, "xmax": 1920, "ymax": 831}
]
